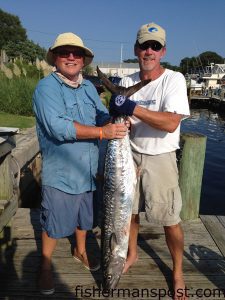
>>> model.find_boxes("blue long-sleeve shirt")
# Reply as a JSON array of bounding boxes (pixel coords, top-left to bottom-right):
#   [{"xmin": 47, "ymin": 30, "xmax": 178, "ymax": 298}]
[{"xmin": 33, "ymin": 72, "xmax": 109, "ymax": 194}]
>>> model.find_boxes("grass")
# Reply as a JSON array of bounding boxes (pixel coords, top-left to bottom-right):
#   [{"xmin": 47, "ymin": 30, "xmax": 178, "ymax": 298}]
[
  {"xmin": 0, "ymin": 73, "xmax": 37, "ymax": 116},
  {"xmin": 0, "ymin": 111, "xmax": 36, "ymax": 129}
]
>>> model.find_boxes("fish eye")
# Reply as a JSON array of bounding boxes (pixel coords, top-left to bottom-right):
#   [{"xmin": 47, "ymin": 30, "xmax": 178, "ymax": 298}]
[{"xmin": 107, "ymin": 275, "xmax": 112, "ymax": 280}]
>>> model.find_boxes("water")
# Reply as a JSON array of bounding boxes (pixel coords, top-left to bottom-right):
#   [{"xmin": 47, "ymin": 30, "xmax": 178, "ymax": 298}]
[{"xmin": 181, "ymin": 109, "xmax": 225, "ymax": 215}]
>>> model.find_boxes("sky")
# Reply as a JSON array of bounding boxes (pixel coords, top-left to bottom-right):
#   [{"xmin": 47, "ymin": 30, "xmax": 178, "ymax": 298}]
[{"xmin": 0, "ymin": 0, "xmax": 224, "ymax": 66}]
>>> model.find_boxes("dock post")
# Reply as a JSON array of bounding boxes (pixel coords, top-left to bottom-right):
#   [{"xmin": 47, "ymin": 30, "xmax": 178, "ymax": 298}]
[
  {"xmin": 0, "ymin": 134, "xmax": 17, "ymax": 254},
  {"xmin": 187, "ymin": 87, "xmax": 191, "ymax": 105},
  {"xmin": 177, "ymin": 132, "xmax": 207, "ymax": 220}
]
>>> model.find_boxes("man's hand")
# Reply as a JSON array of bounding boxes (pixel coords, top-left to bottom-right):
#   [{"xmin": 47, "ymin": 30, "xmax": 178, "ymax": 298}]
[
  {"xmin": 109, "ymin": 94, "xmax": 136, "ymax": 116},
  {"xmin": 102, "ymin": 122, "xmax": 127, "ymax": 139}
]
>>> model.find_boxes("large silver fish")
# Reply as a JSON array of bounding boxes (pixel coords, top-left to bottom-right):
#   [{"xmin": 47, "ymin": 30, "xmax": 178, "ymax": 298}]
[{"xmin": 97, "ymin": 66, "xmax": 150, "ymax": 289}]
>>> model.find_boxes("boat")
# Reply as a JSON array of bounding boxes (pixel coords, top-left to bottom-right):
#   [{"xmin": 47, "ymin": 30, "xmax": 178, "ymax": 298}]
[
  {"xmin": 201, "ymin": 63, "xmax": 225, "ymax": 89},
  {"xmin": 186, "ymin": 74, "xmax": 204, "ymax": 96},
  {"xmin": 187, "ymin": 63, "xmax": 225, "ymax": 98}
]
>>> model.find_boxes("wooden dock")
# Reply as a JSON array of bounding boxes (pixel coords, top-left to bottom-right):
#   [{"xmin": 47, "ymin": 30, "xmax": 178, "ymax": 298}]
[
  {"xmin": 0, "ymin": 208, "xmax": 225, "ymax": 299},
  {"xmin": 190, "ymin": 95, "xmax": 225, "ymax": 102},
  {"xmin": 190, "ymin": 95, "xmax": 225, "ymax": 111}
]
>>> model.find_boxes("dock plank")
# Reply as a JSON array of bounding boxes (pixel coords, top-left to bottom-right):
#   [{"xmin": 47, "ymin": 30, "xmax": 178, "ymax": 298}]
[
  {"xmin": 217, "ymin": 215, "xmax": 225, "ymax": 228},
  {"xmin": 200, "ymin": 215, "xmax": 225, "ymax": 257},
  {"xmin": 0, "ymin": 208, "xmax": 225, "ymax": 299}
]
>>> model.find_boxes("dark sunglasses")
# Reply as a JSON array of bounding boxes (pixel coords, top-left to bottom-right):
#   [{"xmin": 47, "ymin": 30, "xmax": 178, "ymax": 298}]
[
  {"xmin": 54, "ymin": 49, "xmax": 84, "ymax": 58},
  {"xmin": 138, "ymin": 41, "xmax": 163, "ymax": 52}
]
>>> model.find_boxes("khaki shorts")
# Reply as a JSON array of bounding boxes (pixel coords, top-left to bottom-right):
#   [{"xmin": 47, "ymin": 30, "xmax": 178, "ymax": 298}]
[{"xmin": 132, "ymin": 151, "xmax": 182, "ymax": 226}]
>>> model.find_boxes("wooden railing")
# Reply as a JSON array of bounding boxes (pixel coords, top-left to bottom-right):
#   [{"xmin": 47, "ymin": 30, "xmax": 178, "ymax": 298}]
[{"xmin": 0, "ymin": 127, "xmax": 41, "ymax": 246}]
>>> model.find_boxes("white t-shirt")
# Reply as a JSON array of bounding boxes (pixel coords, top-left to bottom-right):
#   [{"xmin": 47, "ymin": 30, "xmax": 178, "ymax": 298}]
[{"xmin": 120, "ymin": 69, "xmax": 190, "ymax": 155}]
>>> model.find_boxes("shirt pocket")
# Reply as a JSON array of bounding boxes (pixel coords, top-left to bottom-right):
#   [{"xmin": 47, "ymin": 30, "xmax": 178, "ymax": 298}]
[
  {"xmin": 82, "ymin": 97, "xmax": 97, "ymax": 125},
  {"xmin": 63, "ymin": 95, "xmax": 80, "ymax": 120}
]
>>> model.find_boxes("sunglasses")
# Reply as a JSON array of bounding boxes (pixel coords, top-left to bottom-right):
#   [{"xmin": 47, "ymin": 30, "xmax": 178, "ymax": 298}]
[
  {"xmin": 138, "ymin": 41, "xmax": 163, "ymax": 52},
  {"xmin": 54, "ymin": 49, "xmax": 84, "ymax": 58}
]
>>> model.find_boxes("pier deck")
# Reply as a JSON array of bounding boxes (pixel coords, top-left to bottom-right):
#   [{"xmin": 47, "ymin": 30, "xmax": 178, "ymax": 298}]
[
  {"xmin": 0, "ymin": 208, "xmax": 225, "ymax": 299},
  {"xmin": 190, "ymin": 95, "xmax": 225, "ymax": 106}
]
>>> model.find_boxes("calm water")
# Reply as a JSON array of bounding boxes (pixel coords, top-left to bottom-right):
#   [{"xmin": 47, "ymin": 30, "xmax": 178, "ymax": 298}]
[{"xmin": 181, "ymin": 109, "xmax": 225, "ymax": 215}]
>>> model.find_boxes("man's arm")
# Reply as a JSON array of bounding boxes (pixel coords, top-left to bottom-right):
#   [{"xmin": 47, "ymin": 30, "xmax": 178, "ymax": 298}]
[
  {"xmin": 109, "ymin": 94, "xmax": 183, "ymax": 133},
  {"xmin": 74, "ymin": 121, "xmax": 128, "ymax": 140},
  {"xmin": 133, "ymin": 106, "xmax": 182, "ymax": 133}
]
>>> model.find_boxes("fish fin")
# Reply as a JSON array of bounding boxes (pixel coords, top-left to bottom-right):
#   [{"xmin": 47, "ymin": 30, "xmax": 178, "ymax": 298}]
[
  {"xmin": 124, "ymin": 80, "xmax": 151, "ymax": 97},
  {"xmin": 109, "ymin": 233, "xmax": 118, "ymax": 253},
  {"xmin": 96, "ymin": 66, "xmax": 151, "ymax": 97},
  {"xmin": 97, "ymin": 66, "xmax": 122, "ymax": 94}
]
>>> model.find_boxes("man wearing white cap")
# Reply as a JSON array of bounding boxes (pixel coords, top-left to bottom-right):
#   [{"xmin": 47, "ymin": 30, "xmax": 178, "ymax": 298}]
[
  {"xmin": 110, "ymin": 23, "xmax": 190, "ymax": 299},
  {"xmin": 33, "ymin": 32, "xmax": 127, "ymax": 295}
]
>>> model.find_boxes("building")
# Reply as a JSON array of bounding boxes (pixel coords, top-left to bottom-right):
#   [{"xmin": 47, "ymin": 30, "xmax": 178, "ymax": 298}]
[{"xmin": 91, "ymin": 62, "xmax": 140, "ymax": 78}]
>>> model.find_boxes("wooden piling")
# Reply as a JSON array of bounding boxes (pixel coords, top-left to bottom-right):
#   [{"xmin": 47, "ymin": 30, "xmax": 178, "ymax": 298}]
[
  {"xmin": 0, "ymin": 155, "xmax": 13, "ymax": 201},
  {"xmin": 178, "ymin": 132, "xmax": 207, "ymax": 220},
  {"xmin": 187, "ymin": 87, "xmax": 191, "ymax": 105},
  {"xmin": 0, "ymin": 135, "xmax": 17, "ymax": 251}
]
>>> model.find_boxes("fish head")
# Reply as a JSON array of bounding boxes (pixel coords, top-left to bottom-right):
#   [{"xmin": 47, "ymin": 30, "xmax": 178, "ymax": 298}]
[{"xmin": 103, "ymin": 255, "xmax": 125, "ymax": 289}]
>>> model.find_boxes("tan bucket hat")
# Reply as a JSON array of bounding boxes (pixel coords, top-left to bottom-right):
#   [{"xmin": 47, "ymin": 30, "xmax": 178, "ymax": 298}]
[
  {"xmin": 137, "ymin": 22, "xmax": 166, "ymax": 46},
  {"xmin": 46, "ymin": 32, "xmax": 94, "ymax": 66}
]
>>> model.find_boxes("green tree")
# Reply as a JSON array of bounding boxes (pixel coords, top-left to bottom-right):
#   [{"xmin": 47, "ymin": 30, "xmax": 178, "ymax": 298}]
[
  {"xmin": 161, "ymin": 61, "xmax": 180, "ymax": 71},
  {"xmin": 1, "ymin": 9, "xmax": 46, "ymax": 63},
  {"xmin": 199, "ymin": 51, "xmax": 224, "ymax": 66},
  {"xmin": 83, "ymin": 65, "xmax": 94, "ymax": 75},
  {"xmin": 4, "ymin": 40, "xmax": 46, "ymax": 63},
  {"xmin": 180, "ymin": 57, "xmax": 196, "ymax": 74},
  {"xmin": 18, "ymin": 40, "xmax": 46, "ymax": 63},
  {"xmin": 123, "ymin": 58, "xmax": 138, "ymax": 63},
  {"xmin": 180, "ymin": 52, "xmax": 224, "ymax": 74},
  {"xmin": 0, "ymin": 9, "xmax": 27, "ymax": 49},
  {"xmin": 3, "ymin": 40, "xmax": 22, "ymax": 60}
]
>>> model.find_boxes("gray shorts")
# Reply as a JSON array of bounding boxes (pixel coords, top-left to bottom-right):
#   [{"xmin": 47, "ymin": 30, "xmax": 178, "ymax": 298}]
[
  {"xmin": 40, "ymin": 186, "xmax": 94, "ymax": 239},
  {"xmin": 132, "ymin": 151, "xmax": 182, "ymax": 226}
]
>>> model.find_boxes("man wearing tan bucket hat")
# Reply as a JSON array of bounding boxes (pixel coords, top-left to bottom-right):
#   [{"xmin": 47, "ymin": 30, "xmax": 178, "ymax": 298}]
[
  {"xmin": 109, "ymin": 22, "xmax": 190, "ymax": 299},
  {"xmin": 33, "ymin": 32, "xmax": 128, "ymax": 295}
]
